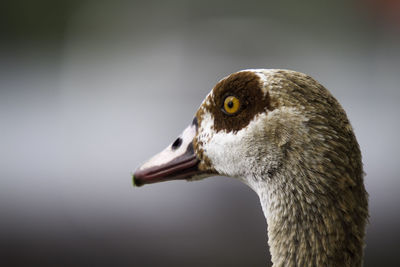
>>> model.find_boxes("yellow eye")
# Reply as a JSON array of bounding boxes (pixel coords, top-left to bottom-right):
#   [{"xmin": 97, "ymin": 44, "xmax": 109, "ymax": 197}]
[{"xmin": 223, "ymin": 96, "xmax": 240, "ymax": 115}]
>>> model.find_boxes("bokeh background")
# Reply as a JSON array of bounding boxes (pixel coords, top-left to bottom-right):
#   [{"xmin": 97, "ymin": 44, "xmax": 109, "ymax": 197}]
[{"xmin": 1, "ymin": 0, "xmax": 399, "ymax": 266}]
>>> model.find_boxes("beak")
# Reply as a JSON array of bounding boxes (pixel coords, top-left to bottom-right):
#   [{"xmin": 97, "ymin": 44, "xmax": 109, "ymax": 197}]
[{"xmin": 133, "ymin": 118, "xmax": 205, "ymax": 186}]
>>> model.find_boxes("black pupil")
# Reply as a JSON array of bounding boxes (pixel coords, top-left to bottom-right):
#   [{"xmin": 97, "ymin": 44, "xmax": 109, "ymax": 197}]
[{"xmin": 227, "ymin": 101, "xmax": 234, "ymax": 109}]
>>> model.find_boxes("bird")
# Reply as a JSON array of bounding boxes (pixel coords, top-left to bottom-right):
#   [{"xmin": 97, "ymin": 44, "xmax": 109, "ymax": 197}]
[{"xmin": 133, "ymin": 69, "xmax": 368, "ymax": 267}]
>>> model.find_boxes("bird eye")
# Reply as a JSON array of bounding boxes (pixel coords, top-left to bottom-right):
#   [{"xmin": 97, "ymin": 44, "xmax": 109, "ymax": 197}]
[{"xmin": 223, "ymin": 96, "xmax": 240, "ymax": 115}]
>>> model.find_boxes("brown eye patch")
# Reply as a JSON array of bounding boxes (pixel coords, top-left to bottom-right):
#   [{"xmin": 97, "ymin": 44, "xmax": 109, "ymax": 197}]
[{"xmin": 200, "ymin": 71, "xmax": 273, "ymax": 133}]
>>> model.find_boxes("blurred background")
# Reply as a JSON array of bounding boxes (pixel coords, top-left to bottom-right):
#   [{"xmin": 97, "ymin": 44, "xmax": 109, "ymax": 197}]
[{"xmin": 0, "ymin": 0, "xmax": 399, "ymax": 266}]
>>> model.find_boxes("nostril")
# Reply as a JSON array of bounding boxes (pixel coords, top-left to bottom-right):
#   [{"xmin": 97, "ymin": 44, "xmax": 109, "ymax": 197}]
[{"xmin": 171, "ymin": 137, "xmax": 182, "ymax": 150}]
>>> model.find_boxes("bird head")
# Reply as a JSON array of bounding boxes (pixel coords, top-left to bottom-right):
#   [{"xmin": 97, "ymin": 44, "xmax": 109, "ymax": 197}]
[{"xmin": 133, "ymin": 69, "xmax": 360, "ymax": 195}]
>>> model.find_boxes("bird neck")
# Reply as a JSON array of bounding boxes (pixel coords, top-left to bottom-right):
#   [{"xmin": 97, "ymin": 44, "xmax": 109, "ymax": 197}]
[{"xmin": 254, "ymin": 175, "xmax": 365, "ymax": 267}]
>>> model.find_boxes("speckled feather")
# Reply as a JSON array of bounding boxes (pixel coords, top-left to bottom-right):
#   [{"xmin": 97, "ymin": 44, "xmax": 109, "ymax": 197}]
[{"xmin": 193, "ymin": 69, "xmax": 368, "ymax": 267}]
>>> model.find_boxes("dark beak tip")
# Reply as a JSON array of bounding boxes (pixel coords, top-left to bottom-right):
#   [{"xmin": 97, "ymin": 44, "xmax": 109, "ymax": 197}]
[{"xmin": 132, "ymin": 173, "xmax": 144, "ymax": 187}]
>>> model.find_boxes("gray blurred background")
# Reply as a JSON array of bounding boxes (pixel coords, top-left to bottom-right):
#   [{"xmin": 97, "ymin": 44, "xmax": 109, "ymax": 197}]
[{"xmin": 0, "ymin": 0, "xmax": 399, "ymax": 266}]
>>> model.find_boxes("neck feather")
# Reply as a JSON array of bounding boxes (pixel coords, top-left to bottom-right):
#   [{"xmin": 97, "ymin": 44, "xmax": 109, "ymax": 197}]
[{"xmin": 253, "ymin": 172, "xmax": 367, "ymax": 267}]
